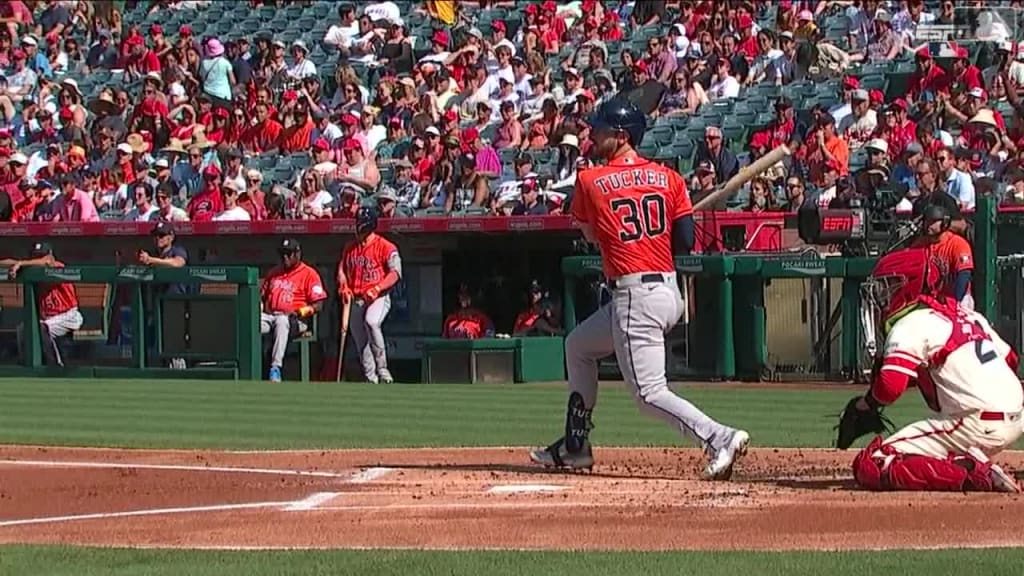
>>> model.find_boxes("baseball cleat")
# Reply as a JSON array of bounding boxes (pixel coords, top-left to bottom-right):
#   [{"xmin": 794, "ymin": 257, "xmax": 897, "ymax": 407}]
[
  {"xmin": 268, "ymin": 366, "xmax": 282, "ymax": 383},
  {"xmin": 529, "ymin": 438, "xmax": 594, "ymax": 470},
  {"xmin": 379, "ymin": 370, "xmax": 394, "ymax": 385},
  {"xmin": 703, "ymin": 429, "xmax": 750, "ymax": 481},
  {"xmin": 989, "ymin": 464, "xmax": 1021, "ymax": 493}
]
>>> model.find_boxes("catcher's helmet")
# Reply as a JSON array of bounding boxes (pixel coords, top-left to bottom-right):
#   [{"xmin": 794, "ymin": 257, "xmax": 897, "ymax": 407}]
[
  {"xmin": 356, "ymin": 206, "xmax": 378, "ymax": 234},
  {"xmin": 861, "ymin": 247, "xmax": 941, "ymax": 329},
  {"xmin": 587, "ymin": 97, "xmax": 646, "ymax": 147}
]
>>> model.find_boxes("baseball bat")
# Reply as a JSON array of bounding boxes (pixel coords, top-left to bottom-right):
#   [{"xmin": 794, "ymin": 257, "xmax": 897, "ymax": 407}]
[
  {"xmin": 335, "ymin": 297, "xmax": 351, "ymax": 383},
  {"xmin": 692, "ymin": 144, "xmax": 792, "ymax": 211}
]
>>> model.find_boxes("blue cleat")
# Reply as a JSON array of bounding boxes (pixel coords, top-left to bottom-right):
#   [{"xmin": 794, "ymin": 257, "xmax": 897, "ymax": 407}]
[{"xmin": 269, "ymin": 366, "xmax": 282, "ymax": 383}]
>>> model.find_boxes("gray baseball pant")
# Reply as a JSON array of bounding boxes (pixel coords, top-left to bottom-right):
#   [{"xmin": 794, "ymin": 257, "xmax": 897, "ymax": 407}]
[
  {"xmin": 40, "ymin": 308, "xmax": 83, "ymax": 366},
  {"xmin": 565, "ymin": 273, "xmax": 737, "ymax": 452},
  {"xmin": 260, "ymin": 312, "xmax": 307, "ymax": 369},
  {"xmin": 349, "ymin": 295, "xmax": 391, "ymax": 383}
]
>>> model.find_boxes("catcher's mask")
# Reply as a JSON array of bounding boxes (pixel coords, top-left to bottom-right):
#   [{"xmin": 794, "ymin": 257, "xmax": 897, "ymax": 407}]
[{"xmin": 860, "ymin": 247, "xmax": 942, "ymax": 343}]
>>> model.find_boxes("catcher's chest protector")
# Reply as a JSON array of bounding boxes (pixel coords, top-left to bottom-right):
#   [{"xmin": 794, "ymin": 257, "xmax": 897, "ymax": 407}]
[{"xmin": 915, "ymin": 296, "xmax": 990, "ymax": 367}]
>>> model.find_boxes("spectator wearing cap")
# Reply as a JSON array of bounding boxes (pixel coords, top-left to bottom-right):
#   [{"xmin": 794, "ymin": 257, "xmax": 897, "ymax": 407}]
[
  {"xmin": 32, "ymin": 179, "xmax": 58, "ymax": 221},
  {"xmin": 187, "ymin": 163, "xmax": 225, "ymax": 222},
  {"xmin": 462, "ymin": 127, "xmax": 501, "ymax": 178},
  {"xmin": 806, "ymin": 113, "xmax": 850, "ymax": 188},
  {"xmin": 86, "ymin": 30, "xmax": 118, "ymax": 70},
  {"xmin": 838, "ymin": 89, "xmax": 877, "ymax": 149},
  {"xmin": 148, "ymin": 24, "xmax": 173, "ymax": 60},
  {"xmin": 949, "ymin": 45, "xmax": 983, "ymax": 93},
  {"xmin": 794, "ymin": 10, "xmax": 819, "ymax": 41},
  {"xmin": 10, "ymin": 178, "xmax": 38, "ymax": 222},
  {"xmin": 420, "ymin": 29, "xmax": 451, "ymax": 65},
  {"xmin": 707, "ymin": 57, "xmax": 740, "ymax": 101},
  {"xmin": 226, "ymin": 39, "xmax": 253, "ymax": 87},
  {"xmin": 125, "ymin": 182, "xmax": 158, "ymax": 222},
  {"xmin": 908, "ymin": 47, "xmax": 950, "ymax": 102},
  {"xmin": 212, "ymin": 180, "xmax": 251, "ymax": 222},
  {"xmin": 336, "ymin": 137, "xmax": 381, "ymax": 193},
  {"xmin": 263, "ymin": 39, "xmax": 289, "ymax": 88},
  {"xmin": 828, "ymin": 76, "xmax": 860, "ymax": 127},
  {"xmin": 512, "ymin": 177, "xmax": 547, "ymax": 216},
  {"xmin": 892, "ymin": 141, "xmax": 925, "ymax": 195},
  {"xmin": 122, "ymin": 33, "xmax": 160, "ymax": 80},
  {"xmin": 873, "ymin": 99, "xmax": 914, "ymax": 161},
  {"xmin": 20, "ymin": 35, "xmax": 52, "ymax": 79},
  {"xmin": 936, "ymin": 146, "xmax": 976, "ymax": 210},
  {"xmin": 379, "ymin": 157, "xmax": 421, "ymax": 212},
  {"xmin": 3, "ymin": 152, "xmax": 28, "ymax": 205},
  {"xmin": 375, "ymin": 188, "xmax": 399, "ymax": 218},
  {"xmin": 621, "ymin": 61, "xmax": 667, "ymax": 115},
  {"xmin": 766, "ymin": 97, "xmax": 796, "ymax": 149},
  {"xmin": 408, "ymin": 136, "xmax": 432, "ymax": 185},
  {"xmin": 1, "ymin": 242, "xmax": 83, "ymax": 366},
  {"xmin": 690, "ymin": 160, "xmax": 719, "ymax": 207},
  {"xmin": 379, "ymin": 18, "xmax": 413, "ymax": 75},
  {"xmin": 695, "ymin": 126, "xmax": 740, "ymax": 185},
  {"xmin": 765, "ymin": 31, "xmax": 797, "ymax": 85},
  {"xmin": 278, "ymin": 102, "xmax": 315, "ymax": 154},
  {"xmin": 4, "ymin": 47, "xmax": 37, "ymax": 103},
  {"xmin": 447, "ymin": 151, "xmax": 488, "ymax": 212},
  {"xmin": 866, "ymin": 10, "xmax": 901, "ymax": 63},
  {"xmin": 152, "ymin": 181, "xmax": 189, "ymax": 222},
  {"xmin": 556, "ymin": 66, "xmax": 586, "ymax": 107},
  {"xmin": 52, "ymin": 174, "xmax": 99, "ymax": 222},
  {"xmin": 236, "ymin": 170, "xmax": 266, "ymax": 221}
]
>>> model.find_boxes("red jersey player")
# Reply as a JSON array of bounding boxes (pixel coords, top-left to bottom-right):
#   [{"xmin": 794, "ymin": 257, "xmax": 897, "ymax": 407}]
[
  {"xmin": 1, "ymin": 242, "xmax": 83, "ymax": 366},
  {"xmin": 529, "ymin": 98, "xmax": 750, "ymax": 480}
]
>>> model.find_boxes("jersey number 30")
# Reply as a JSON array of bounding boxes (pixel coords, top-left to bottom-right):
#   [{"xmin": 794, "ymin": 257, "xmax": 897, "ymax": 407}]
[{"xmin": 611, "ymin": 194, "xmax": 666, "ymax": 242}]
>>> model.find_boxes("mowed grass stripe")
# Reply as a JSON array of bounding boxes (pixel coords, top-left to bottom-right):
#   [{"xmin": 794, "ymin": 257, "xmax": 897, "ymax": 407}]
[
  {"xmin": 0, "ymin": 379, "xmax": 932, "ymax": 449},
  {"xmin": 3, "ymin": 546, "xmax": 1024, "ymax": 576}
]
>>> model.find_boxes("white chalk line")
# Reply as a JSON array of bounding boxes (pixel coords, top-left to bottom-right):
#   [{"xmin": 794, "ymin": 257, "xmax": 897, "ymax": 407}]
[
  {"xmin": 347, "ymin": 467, "xmax": 393, "ymax": 483},
  {"xmin": 0, "ymin": 459, "xmax": 357, "ymax": 478},
  {"xmin": 283, "ymin": 492, "xmax": 343, "ymax": 511},
  {"xmin": 0, "ymin": 500, "xmax": 295, "ymax": 528},
  {"xmin": 487, "ymin": 484, "xmax": 569, "ymax": 494}
]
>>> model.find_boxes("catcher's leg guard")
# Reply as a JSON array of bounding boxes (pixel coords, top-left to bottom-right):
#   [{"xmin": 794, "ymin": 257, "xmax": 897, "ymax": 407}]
[{"xmin": 852, "ymin": 436, "xmax": 995, "ymax": 491}]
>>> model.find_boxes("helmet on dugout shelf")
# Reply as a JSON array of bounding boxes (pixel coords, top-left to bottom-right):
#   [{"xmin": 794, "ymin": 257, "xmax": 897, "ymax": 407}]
[
  {"xmin": 356, "ymin": 206, "xmax": 378, "ymax": 234},
  {"xmin": 861, "ymin": 247, "xmax": 942, "ymax": 331},
  {"xmin": 587, "ymin": 97, "xmax": 646, "ymax": 147}
]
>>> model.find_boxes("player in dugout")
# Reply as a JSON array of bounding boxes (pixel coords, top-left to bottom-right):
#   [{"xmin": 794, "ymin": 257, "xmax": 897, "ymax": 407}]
[
  {"xmin": 2, "ymin": 242, "xmax": 83, "ymax": 367},
  {"xmin": 261, "ymin": 238, "xmax": 327, "ymax": 383}
]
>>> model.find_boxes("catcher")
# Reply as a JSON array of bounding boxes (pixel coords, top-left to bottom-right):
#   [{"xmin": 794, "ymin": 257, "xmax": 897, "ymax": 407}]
[{"xmin": 837, "ymin": 247, "xmax": 1023, "ymax": 492}]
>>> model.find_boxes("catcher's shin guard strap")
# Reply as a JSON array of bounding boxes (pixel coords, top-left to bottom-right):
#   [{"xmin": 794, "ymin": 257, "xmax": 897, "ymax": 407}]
[
  {"xmin": 564, "ymin": 391, "xmax": 593, "ymax": 454},
  {"xmin": 852, "ymin": 437, "xmax": 993, "ymax": 491}
]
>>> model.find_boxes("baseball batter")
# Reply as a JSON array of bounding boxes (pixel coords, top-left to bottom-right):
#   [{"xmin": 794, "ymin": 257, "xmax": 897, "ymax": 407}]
[
  {"xmin": 1, "ymin": 242, "xmax": 83, "ymax": 367},
  {"xmin": 847, "ymin": 247, "xmax": 1022, "ymax": 492},
  {"xmin": 338, "ymin": 207, "xmax": 401, "ymax": 384},
  {"xmin": 530, "ymin": 98, "xmax": 751, "ymax": 480}
]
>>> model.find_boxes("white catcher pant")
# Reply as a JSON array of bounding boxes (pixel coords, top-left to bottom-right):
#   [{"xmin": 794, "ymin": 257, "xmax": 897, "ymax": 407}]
[
  {"xmin": 566, "ymin": 274, "xmax": 737, "ymax": 452},
  {"xmin": 350, "ymin": 295, "xmax": 391, "ymax": 383}
]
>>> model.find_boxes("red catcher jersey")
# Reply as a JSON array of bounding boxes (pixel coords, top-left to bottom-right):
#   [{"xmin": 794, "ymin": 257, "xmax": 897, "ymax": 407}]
[
  {"xmin": 339, "ymin": 233, "xmax": 399, "ymax": 296},
  {"xmin": 571, "ymin": 150, "xmax": 692, "ymax": 278}
]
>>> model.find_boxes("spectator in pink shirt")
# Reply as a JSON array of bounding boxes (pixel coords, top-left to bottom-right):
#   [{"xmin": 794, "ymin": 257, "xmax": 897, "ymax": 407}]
[
  {"xmin": 52, "ymin": 174, "xmax": 99, "ymax": 222},
  {"xmin": 463, "ymin": 127, "xmax": 502, "ymax": 178}
]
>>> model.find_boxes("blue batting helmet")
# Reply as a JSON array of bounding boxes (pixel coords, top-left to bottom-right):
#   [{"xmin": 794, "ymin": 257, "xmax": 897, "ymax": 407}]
[
  {"xmin": 587, "ymin": 97, "xmax": 646, "ymax": 148},
  {"xmin": 356, "ymin": 206, "xmax": 378, "ymax": 234}
]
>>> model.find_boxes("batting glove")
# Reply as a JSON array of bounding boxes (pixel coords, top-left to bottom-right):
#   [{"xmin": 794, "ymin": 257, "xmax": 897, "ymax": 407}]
[{"xmin": 365, "ymin": 285, "xmax": 381, "ymax": 300}]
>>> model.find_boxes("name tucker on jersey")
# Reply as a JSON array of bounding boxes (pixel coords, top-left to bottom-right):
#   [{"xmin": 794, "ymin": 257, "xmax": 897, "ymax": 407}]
[{"xmin": 593, "ymin": 169, "xmax": 670, "ymax": 194}]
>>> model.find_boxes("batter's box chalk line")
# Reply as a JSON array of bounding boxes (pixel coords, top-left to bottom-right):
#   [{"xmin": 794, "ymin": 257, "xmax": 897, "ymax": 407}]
[{"xmin": 487, "ymin": 484, "xmax": 570, "ymax": 494}]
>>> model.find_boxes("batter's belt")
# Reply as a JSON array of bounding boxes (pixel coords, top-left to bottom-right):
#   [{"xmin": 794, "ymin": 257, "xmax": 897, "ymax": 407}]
[{"xmin": 606, "ymin": 272, "xmax": 675, "ymax": 290}]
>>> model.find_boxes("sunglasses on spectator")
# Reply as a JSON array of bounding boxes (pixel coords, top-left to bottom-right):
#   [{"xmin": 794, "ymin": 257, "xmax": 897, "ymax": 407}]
[{"xmin": 189, "ymin": 153, "xmax": 202, "ymax": 158}]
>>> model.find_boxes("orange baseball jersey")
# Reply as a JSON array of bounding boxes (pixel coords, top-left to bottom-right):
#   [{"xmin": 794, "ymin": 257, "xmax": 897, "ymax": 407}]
[
  {"xmin": 261, "ymin": 262, "xmax": 327, "ymax": 314},
  {"xmin": 571, "ymin": 150, "xmax": 692, "ymax": 278},
  {"xmin": 38, "ymin": 261, "xmax": 79, "ymax": 319},
  {"xmin": 339, "ymin": 234, "xmax": 399, "ymax": 296},
  {"xmin": 442, "ymin": 308, "xmax": 494, "ymax": 339},
  {"xmin": 913, "ymin": 231, "xmax": 973, "ymax": 300}
]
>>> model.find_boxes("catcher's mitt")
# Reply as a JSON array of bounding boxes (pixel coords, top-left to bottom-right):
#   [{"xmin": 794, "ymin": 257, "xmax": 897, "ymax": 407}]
[{"xmin": 834, "ymin": 395, "xmax": 894, "ymax": 449}]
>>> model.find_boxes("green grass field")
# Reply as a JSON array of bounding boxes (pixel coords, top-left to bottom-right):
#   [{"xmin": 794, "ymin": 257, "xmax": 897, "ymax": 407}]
[{"xmin": 0, "ymin": 378, "xmax": 1015, "ymax": 575}]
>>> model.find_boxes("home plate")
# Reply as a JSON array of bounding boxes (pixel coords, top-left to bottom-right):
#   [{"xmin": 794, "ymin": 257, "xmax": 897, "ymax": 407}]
[{"xmin": 487, "ymin": 484, "xmax": 569, "ymax": 494}]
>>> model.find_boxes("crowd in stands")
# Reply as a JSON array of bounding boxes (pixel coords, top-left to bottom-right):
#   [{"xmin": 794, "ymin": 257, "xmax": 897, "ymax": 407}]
[{"xmin": 0, "ymin": 0, "xmax": 1022, "ymax": 226}]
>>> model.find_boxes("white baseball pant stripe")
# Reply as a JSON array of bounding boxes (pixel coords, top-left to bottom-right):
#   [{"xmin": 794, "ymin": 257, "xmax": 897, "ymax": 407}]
[
  {"xmin": 880, "ymin": 410, "xmax": 1023, "ymax": 460},
  {"xmin": 565, "ymin": 274, "xmax": 736, "ymax": 451},
  {"xmin": 40, "ymin": 308, "xmax": 83, "ymax": 366},
  {"xmin": 349, "ymin": 295, "xmax": 391, "ymax": 383},
  {"xmin": 260, "ymin": 313, "xmax": 307, "ymax": 369}
]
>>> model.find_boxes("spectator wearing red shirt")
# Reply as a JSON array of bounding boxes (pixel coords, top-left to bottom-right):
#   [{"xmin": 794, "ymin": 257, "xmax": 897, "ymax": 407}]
[
  {"xmin": 950, "ymin": 45, "xmax": 982, "ymax": 93},
  {"xmin": 278, "ymin": 106, "xmax": 315, "ymax": 154},
  {"xmin": 2, "ymin": 152, "xmax": 28, "ymax": 205},
  {"xmin": 187, "ymin": 163, "xmax": 225, "ymax": 222},
  {"xmin": 756, "ymin": 97, "xmax": 796, "ymax": 149},
  {"xmin": 908, "ymin": 47, "xmax": 950, "ymax": 101},
  {"xmin": 241, "ymin": 102, "xmax": 282, "ymax": 154},
  {"xmin": 122, "ymin": 34, "xmax": 161, "ymax": 77},
  {"xmin": 916, "ymin": 120, "xmax": 946, "ymax": 157},
  {"xmin": 736, "ymin": 13, "xmax": 760, "ymax": 60}
]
